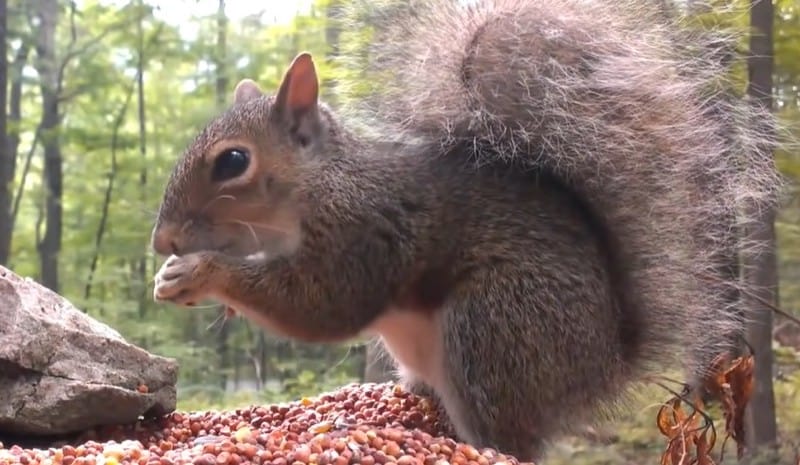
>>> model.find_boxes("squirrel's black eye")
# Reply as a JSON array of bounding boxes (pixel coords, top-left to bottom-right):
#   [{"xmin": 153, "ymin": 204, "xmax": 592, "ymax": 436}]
[{"xmin": 212, "ymin": 149, "xmax": 250, "ymax": 182}]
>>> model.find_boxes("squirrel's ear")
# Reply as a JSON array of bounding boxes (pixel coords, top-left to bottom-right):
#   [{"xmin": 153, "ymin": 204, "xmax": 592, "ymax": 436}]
[
  {"xmin": 275, "ymin": 52, "xmax": 319, "ymax": 114},
  {"xmin": 273, "ymin": 53, "xmax": 321, "ymax": 146},
  {"xmin": 233, "ymin": 79, "xmax": 263, "ymax": 105}
]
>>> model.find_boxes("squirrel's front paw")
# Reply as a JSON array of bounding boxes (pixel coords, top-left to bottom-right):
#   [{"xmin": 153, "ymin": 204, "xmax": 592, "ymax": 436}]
[{"xmin": 154, "ymin": 253, "xmax": 215, "ymax": 307}]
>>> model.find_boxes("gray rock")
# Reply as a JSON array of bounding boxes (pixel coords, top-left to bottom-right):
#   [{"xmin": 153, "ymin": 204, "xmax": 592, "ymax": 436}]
[{"xmin": 0, "ymin": 265, "xmax": 178, "ymax": 436}]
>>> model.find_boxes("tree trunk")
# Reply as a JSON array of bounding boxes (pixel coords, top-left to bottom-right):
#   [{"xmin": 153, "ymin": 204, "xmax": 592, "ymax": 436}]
[
  {"xmin": 84, "ymin": 81, "xmax": 135, "ymax": 304},
  {"xmin": 33, "ymin": 0, "xmax": 61, "ymax": 292},
  {"xmin": 258, "ymin": 331, "xmax": 268, "ymax": 386},
  {"xmin": 322, "ymin": 0, "xmax": 342, "ymax": 103},
  {"xmin": 214, "ymin": 0, "xmax": 230, "ymax": 392},
  {"xmin": 5, "ymin": 41, "xmax": 32, "ymax": 267},
  {"xmin": 743, "ymin": 0, "xmax": 778, "ymax": 458},
  {"xmin": 0, "ymin": 0, "xmax": 10, "ymax": 266},
  {"xmin": 215, "ymin": 0, "xmax": 228, "ymax": 109},
  {"xmin": 136, "ymin": 0, "xmax": 149, "ymax": 321}
]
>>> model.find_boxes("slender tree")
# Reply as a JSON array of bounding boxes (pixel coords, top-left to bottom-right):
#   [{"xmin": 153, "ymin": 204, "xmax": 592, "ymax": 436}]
[
  {"xmin": 136, "ymin": 0, "xmax": 149, "ymax": 319},
  {"xmin": 32, "ymin": 0, "xmax": 62, "ymax": 291},
  {"xmin": 84, "ymin": 80, "xmax": 136, "ymax": 305},
  {"xmin": 0, "ymin": 0, "xmax": 10, "ymax": 266},
  {"xmin": 215, "ymin": 0, "xmax": 232, "ymax": 392},
  {"xmin": 744, "ymin": 0, "xmax": 778, "ymax": 456},
  {"xmin": 6, "ymin": 37, "xmax": 31, "ymax": 261}
]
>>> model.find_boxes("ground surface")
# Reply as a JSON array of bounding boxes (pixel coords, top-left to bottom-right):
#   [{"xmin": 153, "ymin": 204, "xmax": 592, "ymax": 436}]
[
  {"xmin": 4, "ymin": 364, "xmax": 800, "ymax": 465},
  {"xmin": 0, "ymin": 383, "xmax": 531, "ymax": 465}
]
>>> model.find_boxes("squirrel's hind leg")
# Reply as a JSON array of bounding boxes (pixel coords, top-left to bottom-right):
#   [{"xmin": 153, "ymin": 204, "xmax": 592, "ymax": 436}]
[{"xmin": 434, "ymin": 266, "xmax": 626, "ymax": 462}]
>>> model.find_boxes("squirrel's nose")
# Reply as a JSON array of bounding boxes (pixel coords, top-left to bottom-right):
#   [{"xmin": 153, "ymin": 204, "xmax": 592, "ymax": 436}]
[{"xmin": 151, "ymin": 225, "xmax": 180, "ymax": 256}]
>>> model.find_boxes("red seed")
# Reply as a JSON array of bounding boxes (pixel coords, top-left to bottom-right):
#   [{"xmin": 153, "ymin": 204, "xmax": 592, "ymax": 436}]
[
  {"xmin": 0, "ymin": 383, "xmax": 525, "ymax": 465},
  {"xmin": 193, "ymin": 453, "xmax": 217, "ymax": 465}
]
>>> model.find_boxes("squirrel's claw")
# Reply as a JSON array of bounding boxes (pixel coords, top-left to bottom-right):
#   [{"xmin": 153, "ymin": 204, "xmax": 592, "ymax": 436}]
[{"xmin": 153, "ymin": 253, "xmax": 213, "ymax": 307}]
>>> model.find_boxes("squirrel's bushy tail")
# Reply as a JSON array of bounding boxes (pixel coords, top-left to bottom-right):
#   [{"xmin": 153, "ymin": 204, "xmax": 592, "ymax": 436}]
[{"xmin": 336, "ymin": 0, "xmax": 783, "ymax": 385}]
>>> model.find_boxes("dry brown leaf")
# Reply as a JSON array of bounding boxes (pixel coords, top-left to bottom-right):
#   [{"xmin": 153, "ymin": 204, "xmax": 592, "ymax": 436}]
[
  {"xmin": 657, "ymin": 398, "xmax": 682, "ymax": 436},
  {"xmin": 693, "ymin": 428, "xmax": 717, "ymax": 465},
  {"xmin": 655, "ymin": 350, "xmax": 755, "ymax": 465},
  {"xmin": 691, "ymin": 352, "xmax": 755, "ymax": 462},
  {"xmin": 702, "ymin": 354, "xmax": 731, "ymax": 399},
  {"xmin": 658, "ymin": 395, "xmax": 702, "ymax": 465},
  {"xmin": 724, "ymin": 354, "xmax": 755, "ymax": 458}
]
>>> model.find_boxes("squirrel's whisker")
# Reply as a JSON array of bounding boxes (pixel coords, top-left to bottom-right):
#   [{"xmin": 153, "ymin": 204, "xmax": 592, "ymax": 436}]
[
  {"xmin": 201, "ymin": 194, "xmax": 237, "ymax": 213},
  {"xmin": 232, "ymin": 220, "xmax": 261, "ymax": 247},
  {"xmin": 218, "ymin": 220, "xmax": 290, "ymax": 235}
]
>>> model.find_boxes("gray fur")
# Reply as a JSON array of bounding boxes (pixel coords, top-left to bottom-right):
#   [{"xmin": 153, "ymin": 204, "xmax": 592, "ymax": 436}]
[{"xmin": 335, "ymin": 0, "xmax": 784, "ymax": 385}]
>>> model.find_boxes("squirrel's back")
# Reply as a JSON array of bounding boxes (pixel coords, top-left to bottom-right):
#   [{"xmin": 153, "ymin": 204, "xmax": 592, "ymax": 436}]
[{"xmin": 337, "ymin": 0, "xmax": 783, "ymax": 383}]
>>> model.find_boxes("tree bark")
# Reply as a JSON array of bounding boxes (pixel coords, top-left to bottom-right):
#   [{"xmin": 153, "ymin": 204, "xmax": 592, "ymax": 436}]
[
  {"xmin": 743, "ymin": 0, "xmax": 778, "ymax": 458},
  {"xmin": 0, "ymin": 0, "xmax": 10, "ymax": 266},
  {"xmin": 136, "ymin": 0, "xmax": 149, "ymax": 320},
  {"xmin": 6, "ymin": 41, "xmax": 32, "ymax": 264},
  {"xmin": 214, "ymin": 0, "xmax": 231, "ymax": 392},
  {"xmin": 32, "ymin": 0, "xmax": 61, "ymax": 292},
  {"xmin": 322, "ymin": 0, "xmax": 342, "ymax": 103},
  {"xmin": 215, "ymin": 0, "xmax": 228, "ymax": 109},
  {"xmin": 84, "ymin": 80, "xmax": 136, "ymax": 304}
]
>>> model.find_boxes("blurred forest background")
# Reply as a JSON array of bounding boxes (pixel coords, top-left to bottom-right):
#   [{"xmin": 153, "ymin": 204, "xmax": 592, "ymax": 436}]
[{"xmin": 1, "ymin": 0, "xmax": 800, "ymax": 462}]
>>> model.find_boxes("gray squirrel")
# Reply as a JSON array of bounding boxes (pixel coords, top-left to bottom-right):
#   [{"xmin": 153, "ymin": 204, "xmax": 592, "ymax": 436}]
[{"xmin": 150, "ymin": 0, "xmax": 783, "ymax": 460}]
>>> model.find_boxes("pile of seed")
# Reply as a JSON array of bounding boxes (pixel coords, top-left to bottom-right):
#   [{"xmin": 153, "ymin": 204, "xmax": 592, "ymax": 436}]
[{"xmin": 0, "ymin": 383, "xmax": 532, "ymax": 465}]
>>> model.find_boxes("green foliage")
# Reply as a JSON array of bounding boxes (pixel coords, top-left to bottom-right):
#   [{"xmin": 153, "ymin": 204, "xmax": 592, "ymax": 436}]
[{"xmin": 3, "ymin": 0, "xmax": 365, "ymax": 401}]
